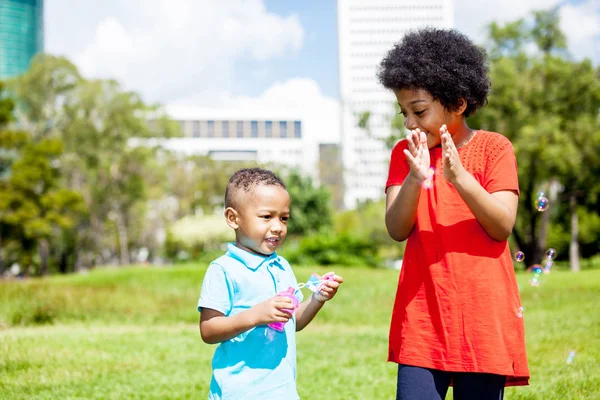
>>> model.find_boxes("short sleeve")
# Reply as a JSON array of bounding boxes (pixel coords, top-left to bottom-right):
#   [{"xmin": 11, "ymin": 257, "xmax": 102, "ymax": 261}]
[
  {"xmin": 483, "ymin": 137, "xmax": 520, "ymax": 196},
  {"xmin": 385, "ymin": 139, "xmax": 410, "ymax": 192},
  {"xmin": 198, "ymin": 263, "xmax": 234, "ymax": 315}
]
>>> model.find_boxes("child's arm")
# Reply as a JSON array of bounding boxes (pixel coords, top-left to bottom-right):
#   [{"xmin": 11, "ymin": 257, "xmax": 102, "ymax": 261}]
[
  {"xmin": 385, "ymin": 176, "xmax": 421, "ymax": 242},
  {"xmin": 199, "ymin": 296, "xmax": 295, "ymax": 344},
  {"xmin": 386, "ymin": 130, "xmax": 429, "ymax": 242},
  {"xmin": 441, "ymin": 131, "xmax": 518, "ymax": 241},
  {"xmin": 295, "ymin": 273, "xmax": 343, "ymax": 332}
]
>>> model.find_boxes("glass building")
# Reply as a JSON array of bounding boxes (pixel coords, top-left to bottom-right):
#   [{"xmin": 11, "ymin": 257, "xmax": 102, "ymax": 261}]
[{"xmin": 0, "ymin": 0, "xmax": 44, "ymax": 80}]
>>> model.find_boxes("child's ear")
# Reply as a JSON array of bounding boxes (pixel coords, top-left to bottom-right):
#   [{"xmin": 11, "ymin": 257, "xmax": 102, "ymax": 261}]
[
  {"xmin": 456, "ymin": 98, "xmax": 468, "ymax": 116},
  {"xmin": 224, "ymin": 207, "xmax": 240, "ymax": 229}
]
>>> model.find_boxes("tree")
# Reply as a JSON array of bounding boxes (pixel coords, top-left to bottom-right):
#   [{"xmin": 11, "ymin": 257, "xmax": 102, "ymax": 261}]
[
  {"xmin": 471, "ymin": 9, "xmax": 600, "ymax": 269},
  {"xmin": 8, "ymin": 55, "xmax": 178, "ymax": 270},
  {"xmin": 285, "ymin": 170, "xmax": 333, "ymax": 236},
  {"xmin": 1, "ymin": 81, "xmax": 85, "ymax": 275}
]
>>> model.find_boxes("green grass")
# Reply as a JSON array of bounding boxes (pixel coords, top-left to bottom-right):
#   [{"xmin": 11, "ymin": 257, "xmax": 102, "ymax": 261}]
[{"xmin": 1, "ymin": 265, "xmax": 599, "ymax": 399}]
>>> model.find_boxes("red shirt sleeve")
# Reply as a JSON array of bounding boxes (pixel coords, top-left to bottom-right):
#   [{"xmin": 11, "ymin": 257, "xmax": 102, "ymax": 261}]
[
  {"xmin": 386, "ymin": 139, "xmax": 410, "ymax": 192},
  {"xmin": 483, "ymin": 136, "xmax": 520, "ymax": 196}
]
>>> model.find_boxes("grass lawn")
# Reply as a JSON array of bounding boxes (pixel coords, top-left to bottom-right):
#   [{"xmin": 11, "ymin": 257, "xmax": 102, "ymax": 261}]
[{"xmin": 1, "ymin": 264, "xmax": 599, "ymax": 399}]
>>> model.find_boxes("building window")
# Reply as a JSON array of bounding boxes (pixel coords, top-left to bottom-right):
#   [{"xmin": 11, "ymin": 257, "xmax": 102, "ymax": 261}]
[
  {"xmin": 294, "ymin": 121, "xmax": 302, "ymax": 138},
  {"xmin": 192, "ymin": 121, "xmax": 199, "ymax": 138},
  {"xmin": 265, "ymin": 120, "xmax": 272, "ymax": 138},
  {"xmin": 222, "ymin": 121, "xmax": 229, "ymax": 138},
  {"xmin": 236, "ymin": 121, "xmax": 244, "ymax": 138},
  {"xmin": 207, "ymin": 120, "xmax": 215, "ymax": 137},
  {"xmin": 279, "ymin": 121, "xmax": 287, "ymax": 138},
  {"xmin": 251, "ymin": 121, "xmax": 258, "ymax": 138}
]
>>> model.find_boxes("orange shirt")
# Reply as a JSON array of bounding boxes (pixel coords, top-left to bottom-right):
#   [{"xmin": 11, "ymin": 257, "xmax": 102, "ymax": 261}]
[{"xmin": 385, "ymin": 130, "xmax": 529, "ymax": 386}]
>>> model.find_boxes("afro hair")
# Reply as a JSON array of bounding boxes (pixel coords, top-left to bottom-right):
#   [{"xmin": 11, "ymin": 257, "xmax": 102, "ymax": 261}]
[{"xmin": 378, "ymin": 27, "xmax": 490, "ymax": 117}]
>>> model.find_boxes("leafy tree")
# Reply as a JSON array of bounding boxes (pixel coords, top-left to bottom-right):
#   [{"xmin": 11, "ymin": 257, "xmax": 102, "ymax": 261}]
[
  {"xmin": 285, "ymin": 170, "xmax": 333, "ymax": 236},
  {"xmin": 0, "ymin": 81, "xmax": 85, "ymax": 275},
  {"xmin": 8, "ymin": 55, "xmax": 178, "ymax": 270},
  {"xmin": 471, "ymin": 9, "xmax": 600, "ymax": 269}
]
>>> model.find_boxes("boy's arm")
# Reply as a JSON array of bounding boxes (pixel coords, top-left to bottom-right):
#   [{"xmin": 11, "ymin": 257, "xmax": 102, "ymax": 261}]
[
  {"xmin": 199, "ymin": 308, "xmax": 258, "ymax": 344},
  {"xmin": 294, "ymin": 295, "xmax": 325, "ymax": 332},
  {"xmin": 295, "ymin": 274, "xmax": 343, "ymax": 332},
  {"xmin": 199, "ymin": 296, "xmax": 295, "ymax": 344}
]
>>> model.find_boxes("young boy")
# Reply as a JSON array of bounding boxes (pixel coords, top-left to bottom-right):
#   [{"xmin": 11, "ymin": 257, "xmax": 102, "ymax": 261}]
[{"xmin": 198, "ymin": 167, "xmax": 343, "ymax": 400}]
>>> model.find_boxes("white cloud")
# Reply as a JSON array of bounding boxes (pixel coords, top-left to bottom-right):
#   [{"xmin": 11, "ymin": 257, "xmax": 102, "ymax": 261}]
[
  {"xmin": 456, "ymin": 0, "xmax": 599, "ymax": 62},
  {"xmin": 65, "ymin": 0, "xmax": 304, "ymax": 103},
  {"xmin": 169, "ymin": 78, "xmax": 341, "ymax": 144},
  {"xmin": 560, "ymin": 2, "xmax": 600, "ymax": 62},
  {"xmin": 455, "ymin": 0, "xmax": 561, "ymax": 44}
]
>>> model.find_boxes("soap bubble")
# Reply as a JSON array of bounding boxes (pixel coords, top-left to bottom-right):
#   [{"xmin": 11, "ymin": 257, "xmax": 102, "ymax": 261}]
[
  {"xmin": 535, "ymin": 196, "xmax": 549, "ymax": 212},
  {"xmin": 545, "ymin": 248, "xmax": 557, "ymax": 261},
  {"xmin": 566, "ymin": 350, "xmax": 576, "ymax": 364},
  {"xmin": 516, "ymin": 306, "xmax": 525, "ymax": 318},
  {"xmin": 528, "ymin": 264, "xmax": 542, "ymax": 286},
  {"xmin": 529, "ymin": 265, "xmax": 543, "ymax": 274},
  {"xmin": 514, "ymin": 251, "xmax": 525, "ymax": 262}
]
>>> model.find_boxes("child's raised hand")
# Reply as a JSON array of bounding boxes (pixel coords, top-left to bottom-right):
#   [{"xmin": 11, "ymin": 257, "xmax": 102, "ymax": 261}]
[
  {"xmin": 403, "ymin": 129, "xmax": 430, "ymax": 184},
  {"xmin": 251, "ymin": 295, "xmax": 295, "ymax": 326},
  {"xmin": 312, "ymin": 272, "xmax": 344, "ymax": 303},
  {"xmin": 440, "ymin": 125, "xmax": 466, "ymax": 184}
]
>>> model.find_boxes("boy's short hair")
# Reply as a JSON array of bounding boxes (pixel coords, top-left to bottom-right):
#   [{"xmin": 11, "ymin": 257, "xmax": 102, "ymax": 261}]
[
  {"xmin": 225, "ymin": 168, "xmax": 287, "ymax": 209},
  {"xmin": 378, "ymin": 28, "xmax": 490, "ymax": 117}
]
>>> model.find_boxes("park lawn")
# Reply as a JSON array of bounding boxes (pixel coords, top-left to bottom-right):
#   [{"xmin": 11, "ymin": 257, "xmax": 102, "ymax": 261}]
[{"xmin": 1, "ymin": 265, "xmax": 599, "ymax": 399}]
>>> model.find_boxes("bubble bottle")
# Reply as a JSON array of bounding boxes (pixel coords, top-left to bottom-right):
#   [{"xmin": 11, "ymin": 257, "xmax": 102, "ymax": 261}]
[{"xmin": 268, "ymin": 287, "xmax": 299, "ymax": 332}]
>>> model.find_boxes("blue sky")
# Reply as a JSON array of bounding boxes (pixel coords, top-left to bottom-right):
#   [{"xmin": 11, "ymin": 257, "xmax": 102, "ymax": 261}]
[
  {"xmin": 46, "ymin": 0, "xmax": 599, "ymax": 109},
  {"xmin": 234, "ymin": 0, "xmax": 339, "ymax": 98}
]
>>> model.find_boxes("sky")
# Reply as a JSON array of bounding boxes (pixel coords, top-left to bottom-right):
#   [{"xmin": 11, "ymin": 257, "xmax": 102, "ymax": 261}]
[{"xmin": 45, "ymin": 0, "xmax": 600, "ymax": 142}]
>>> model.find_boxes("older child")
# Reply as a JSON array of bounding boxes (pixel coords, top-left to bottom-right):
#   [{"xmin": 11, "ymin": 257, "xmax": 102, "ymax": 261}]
[
  {"xmin": 197, "ymin": 167, "xmax": 343, "ymax": 400},
  {"xmin": 379, "ymin": 28, "xmax": 530, "ymax": 399}
]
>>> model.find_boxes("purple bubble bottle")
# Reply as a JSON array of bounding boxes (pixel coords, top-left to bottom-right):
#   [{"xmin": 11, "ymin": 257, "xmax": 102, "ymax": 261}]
[{"xmin": 268, "ymin": 287, "xmax": 299, "ymax": 332}]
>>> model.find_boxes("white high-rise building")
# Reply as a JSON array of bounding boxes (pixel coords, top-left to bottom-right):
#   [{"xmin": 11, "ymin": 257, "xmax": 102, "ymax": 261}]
[{"xmin": 337, "ymin": 0, "xmax": 453, "ymax": 208}]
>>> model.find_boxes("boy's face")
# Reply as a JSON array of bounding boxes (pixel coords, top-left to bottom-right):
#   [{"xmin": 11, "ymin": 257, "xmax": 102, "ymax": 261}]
[
  {"xmin": 227, "ymin": 184, "xmax": 290, "ymax": 256},
  {"xmin": 395, "ymin": 88, "xmax": 464, "ymax": 149}
]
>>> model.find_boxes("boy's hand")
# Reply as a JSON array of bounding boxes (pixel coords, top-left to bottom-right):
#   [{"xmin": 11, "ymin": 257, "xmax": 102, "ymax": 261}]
[
  {"xmin": 312, "ymin": 272, "xmax": 344, "ymax": 303},
  {"xmin": 403, "ymin": 129, "xmax": 430, "ymax": 184},
  {"xmin": 251, "ymin": 296, "xmax": 295, "ymax": 326},
  {"xmin": 441, "ymin": 125, "xmax": 467, "ymax": 185}
]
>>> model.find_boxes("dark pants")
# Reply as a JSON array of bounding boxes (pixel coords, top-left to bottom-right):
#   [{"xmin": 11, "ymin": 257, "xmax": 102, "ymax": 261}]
[{"xmin": 396, "ymin": 364, "xmax": 506, "ymax": 400}]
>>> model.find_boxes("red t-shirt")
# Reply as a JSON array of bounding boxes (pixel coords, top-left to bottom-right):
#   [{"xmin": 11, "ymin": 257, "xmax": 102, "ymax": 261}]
[{"xmin": 385, "ymin": 130, "xmax": 530, "ymax": 386}]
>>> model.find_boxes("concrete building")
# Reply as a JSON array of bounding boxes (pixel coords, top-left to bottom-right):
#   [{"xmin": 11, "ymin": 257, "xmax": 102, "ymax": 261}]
[
  {"xmin": 337, "ymin": 0, "xmax": 453, "ymax": 208},
  {"xmin": 150, "ymin": 107, "xmax": 322, "ymax": 183},
  {"xmin": 0, "ymin": 0, "xmax": 44, "ymax": 80}
]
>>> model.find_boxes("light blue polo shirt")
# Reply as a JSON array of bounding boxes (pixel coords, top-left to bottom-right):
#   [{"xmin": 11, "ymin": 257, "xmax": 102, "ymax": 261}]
[{"xmin": 198, "ymin": 243, "xmax": 303, "ymax": 400}]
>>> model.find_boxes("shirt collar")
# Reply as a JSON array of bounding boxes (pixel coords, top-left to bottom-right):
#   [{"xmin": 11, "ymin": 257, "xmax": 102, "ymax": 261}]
[{"xmin": 226, "ymin": 242, "xmax": 283, "ymax": 271}]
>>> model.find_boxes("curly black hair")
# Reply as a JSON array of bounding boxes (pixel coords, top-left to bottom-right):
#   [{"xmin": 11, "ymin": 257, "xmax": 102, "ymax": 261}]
[
  {"xmin": 378, "ymin": 27, "xmax": 490, "ymax": 117},
  {"xmin": 225, "ymin": 167, "xmax": 287, "ymax": 208}
]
